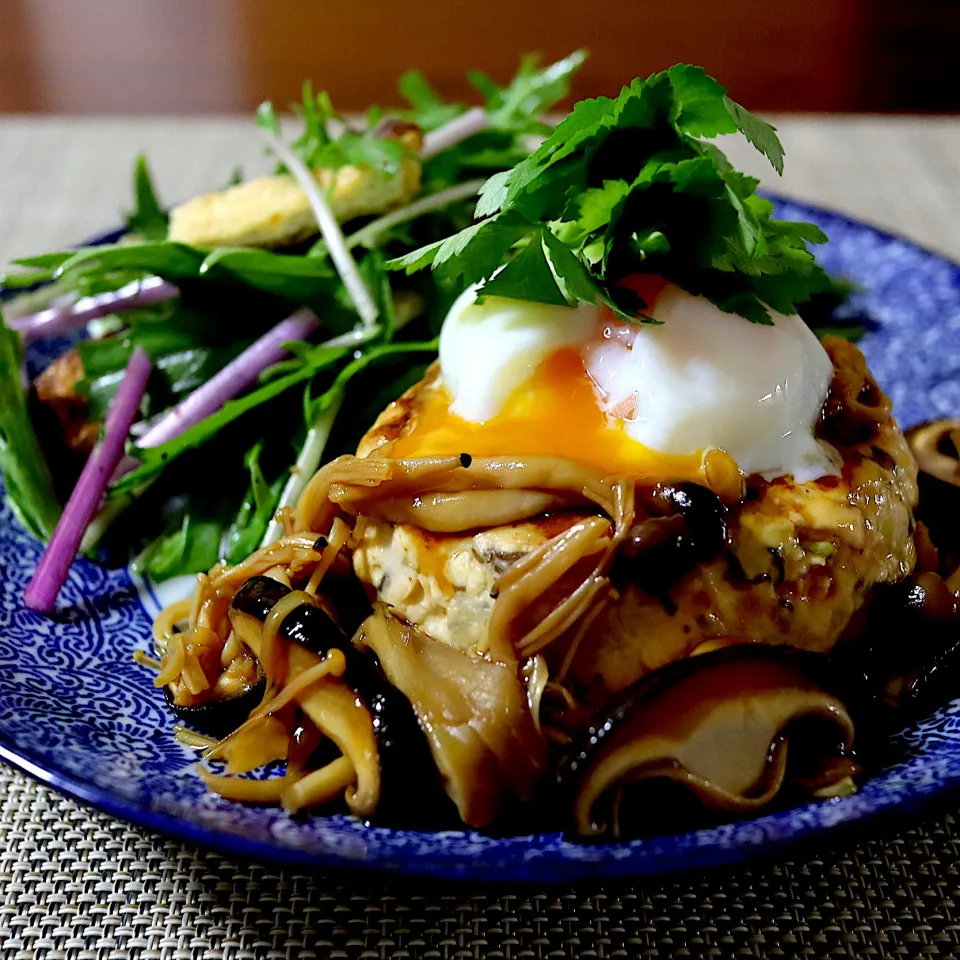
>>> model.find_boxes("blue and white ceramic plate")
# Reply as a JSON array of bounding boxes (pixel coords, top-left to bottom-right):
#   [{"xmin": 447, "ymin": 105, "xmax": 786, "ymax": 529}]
[{"xmin": 2, "ymin": 199, "xmax": 959, "ymax": 882}]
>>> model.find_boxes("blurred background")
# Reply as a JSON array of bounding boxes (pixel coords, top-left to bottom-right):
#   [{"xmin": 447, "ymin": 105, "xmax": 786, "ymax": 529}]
[{"xmin": 1, "ymin": 0, "xmax": 958, "ymax": 114}]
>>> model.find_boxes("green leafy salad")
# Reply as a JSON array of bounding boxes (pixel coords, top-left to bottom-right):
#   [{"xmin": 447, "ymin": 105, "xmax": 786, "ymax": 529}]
[{"xmin": 0, "ymin": 55, "xmax": 847, "ymax": 611}]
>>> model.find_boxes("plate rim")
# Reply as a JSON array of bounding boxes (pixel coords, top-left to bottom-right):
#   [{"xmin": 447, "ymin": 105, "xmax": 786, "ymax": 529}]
[
  {"xmin": 1, "ymin": 710, "xmax": 952, "ymax": 882},
  {"xmin": 3, "ymin": 193, "xmax": 960, "ymax": 880}
]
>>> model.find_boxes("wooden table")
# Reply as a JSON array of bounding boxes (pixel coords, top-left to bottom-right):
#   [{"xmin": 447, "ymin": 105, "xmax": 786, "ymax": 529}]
[{"xmin": 0, "ymin": 116, "xmax": 958, "ymax": 265}]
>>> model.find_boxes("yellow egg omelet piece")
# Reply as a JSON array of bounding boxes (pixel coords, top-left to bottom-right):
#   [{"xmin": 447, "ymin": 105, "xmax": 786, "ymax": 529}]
[{"xmin": 168, "ymin": 156, "xmax": 421, "ymax": 249}]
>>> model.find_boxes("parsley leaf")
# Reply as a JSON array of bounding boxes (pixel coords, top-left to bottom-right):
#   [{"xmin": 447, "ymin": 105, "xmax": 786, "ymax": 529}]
[
  {"xmin": 389, "ymin": 62, "xmax": 829, "ymax": 324},
  {"xmin": 475, "ymin": 170, "xmax": 511, "ymax": 218},
  {"xmin": 541, "ymin": 228, "xmax": 600, "ymax": 304},
  {"xmin": 385, "ymin": 238, "xmax": 446, "ymax": 276},
  {"xmin": 413, "ymin": 209, "xmax": 533, "ymax": 286},
  {"xmin": 478, "ymin": 231, "xmax": 568, "ymax": 305},
  {"xmin": 666, "ymin": 65, "xmax": 738, "ymax": 137},
  {"xmin": 723, "ymin": 96, "xmax": 784, "ymax": 175}
]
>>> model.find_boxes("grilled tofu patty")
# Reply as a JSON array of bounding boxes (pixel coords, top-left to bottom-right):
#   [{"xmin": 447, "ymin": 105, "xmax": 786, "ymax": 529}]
[{"xmin": 349, "ymin": 341, "xmax": 918, "ymax": 704}]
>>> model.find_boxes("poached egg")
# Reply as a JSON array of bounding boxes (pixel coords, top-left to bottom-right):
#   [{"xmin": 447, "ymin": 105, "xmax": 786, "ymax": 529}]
[{"xmin": 390, "ymin": 278, "xmax": 839, "ymax": 484}]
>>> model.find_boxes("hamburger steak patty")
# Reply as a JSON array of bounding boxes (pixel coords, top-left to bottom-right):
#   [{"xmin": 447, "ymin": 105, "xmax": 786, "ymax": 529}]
[{"xmin": 349, "ymin": 341, "xmax": 918, "ymax": 705}]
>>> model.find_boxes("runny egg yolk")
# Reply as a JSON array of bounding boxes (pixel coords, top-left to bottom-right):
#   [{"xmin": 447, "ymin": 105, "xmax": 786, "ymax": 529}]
[
  {"xmin": 390, "ymin": 344, "xmax": 708, "ymax": 482},
  {"xmin": 390, "ymin": 275, "xmax": 838, "ymax": 486}
]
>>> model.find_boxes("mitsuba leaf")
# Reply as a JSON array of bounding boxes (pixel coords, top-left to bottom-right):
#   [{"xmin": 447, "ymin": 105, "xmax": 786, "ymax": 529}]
[
  {"xmin": 55, "ymin": 242, "xmax": 206, "ymax": 282},
  {"xmin": 303, "ymin": 340, "xmax": 439, "ymax": 423},
  {"xmin": 140, "ymin": 511, "xmax": 224, "ymax": 581},
  {"xmin": 467, "ymin": 70, "xmax": 501, "ymax": 105},
  {"xmin": 410, "ymin": 51, "xmax": 587, "ymax": 199},
  {"xmin": 124, "ymin": 155, "xmax": 169, "ymax": 241},
  {"xmin": 199, "ymin": 247, "xmax": 337, "ymax": 304},
  {"xmin": 0, "ymin": 268, "xmax": 56, "ymax": 289},
  {"xmin": 221, "ymin": 441, "xmax": 286, "ymax": 564},
  {"xmin": 111, "ymin": 344, "xmax": 354, "ymax": 493},
  {"xmin": 0, "ymin": 309, "xmax": 61, "ymax": 539},
  {"xmin": 398, "ymin": 70, "xmax": 464, "ymax": 131},
  {"xmin": 312, "ymin": 132, "xmax": 409, "ymax": 178},
  {"xmin": 47, "ymin": 236, "xmax": 355, "ymax": 328},
  {"xmin": 288, "ymin": 80, "xmax": 335, "ymax": 168},
  {"xmin": 256, "ymin": 101, "xmax": 282, "ymax": 136},
  {"xmin": 263, "ymin": 80, "xmax": 409, "ymax": 178},
  {"xmin": 360, "ymin": 249, "xmax": 398, "ymax": 342},
  {"xmin": 12, "ymin": 253, "xmax": 73, "ymax": 270},
  {"xmin": 402, "ymin": 50, "xmax": 586, "ymax": 139},
  {"xmin": 484, "ymin": 50, "xmax": 587, "ymax": 134},
  {"xmin": 76, "ymin": 299, "xmax": 258, "ymax": 419}
]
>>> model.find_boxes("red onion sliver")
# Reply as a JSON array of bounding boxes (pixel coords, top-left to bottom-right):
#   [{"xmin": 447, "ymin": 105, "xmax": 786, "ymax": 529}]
[
  {"xmin": 24, "ymin": 346, "xmax": 153, "ymax": 613},
  {"xmin": 10, "ymin": 276, "xmax": 178, "ymax": 344},
  {"xmin": 133, "ymin": 309, "xmax": 320, "ymax": 451}
]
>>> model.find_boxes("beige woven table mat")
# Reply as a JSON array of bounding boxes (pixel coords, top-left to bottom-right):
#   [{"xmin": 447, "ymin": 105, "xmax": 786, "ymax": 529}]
[{"xmin": 0, "ymin": 115, "xmax": 959, "ymax": 960}]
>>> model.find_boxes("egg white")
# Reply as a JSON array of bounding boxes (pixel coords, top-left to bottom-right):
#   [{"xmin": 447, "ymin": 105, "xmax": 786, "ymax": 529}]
[
  {"xmin": 439, "ymin": 287, "xmax": 598, "ymax": 422},
  {"xmin": 438, "ymin": 283, "xmax": 839, "ymax": 483}
]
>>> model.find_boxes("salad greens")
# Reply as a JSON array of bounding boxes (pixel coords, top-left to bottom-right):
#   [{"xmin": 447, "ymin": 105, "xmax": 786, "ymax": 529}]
[
  {"xmin": 1, "ymin": 55, "xmax": 853, "ymax": 598},
  {"xmin": 257, "ymin": 81, "xmax": 408, "ymax": 178},
  {"xmin": 125, "ymin": 156, "xmax": 169, "ymax": 241},
  {"xmin": 23, "ymin": 347, "xmax": 153, "ymax": 612},
  {"xmin": 139, "ymin": 439, "xmax": 283, "ymax": 579},
  {"xmin": 404, "ymin": 50, "xmax": 586, "ymax": 137},
  {"xmin": 0, "ymin": 310, "xmax": 60, "ymax": 540},
  {"xmin": 1, "ymin": 52, "xmax": 584, "ymax": 587},
  {"xmin": 389, "ymin": 64, "xmax": 830, "ymax": 324}
]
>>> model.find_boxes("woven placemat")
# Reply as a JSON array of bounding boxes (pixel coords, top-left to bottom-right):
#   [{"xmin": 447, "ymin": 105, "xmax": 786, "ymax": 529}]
[
  {"xmin": 2, "ymin": 115, "xmax": 960, "ymax": 960},
  {"xmin": 2, "ymin": 768, "xmax": 960, "ymax": 959}
]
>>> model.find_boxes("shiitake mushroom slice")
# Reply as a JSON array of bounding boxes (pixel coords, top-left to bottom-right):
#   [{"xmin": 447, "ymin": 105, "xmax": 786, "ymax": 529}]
[
  {"xmin": 229, "ymin": 576, "xmax": 452, "ymax": 826},
  {"xmin": 613, "ymin": 482, "xmax": 728, "ymax": 600},
  {"xmin": 231, "ymin": 576, "xmax": 366, "ymax": 670},
  {"xmin": 162, "ymin": 678, "xmax": 265, "ymax": 740},
  {"xmin": 556, "ymin": 644, "xmax": 858, "ymax": 839},
  {"xmin": 556, "ymin": 644, "xmax": 838, "ymax": 788},
  {"xmin": 907, "ymin": 420, "xmax": 960, "ymax": 568},
  {"xmin": 839, "ymin": 572, "xmax": 960, "ymax": 722}
]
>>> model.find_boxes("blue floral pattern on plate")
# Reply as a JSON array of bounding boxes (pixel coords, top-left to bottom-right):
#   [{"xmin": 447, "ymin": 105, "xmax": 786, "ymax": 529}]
[{"xmin": 1, "ymin": 199, "xmax": 959, "ymax": 881}]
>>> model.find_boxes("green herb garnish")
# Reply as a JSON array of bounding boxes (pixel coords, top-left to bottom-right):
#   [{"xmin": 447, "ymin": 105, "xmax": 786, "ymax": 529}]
[
  {"xmin": 389, "ymin": 63, "xmax": 830, "ymax": 324},
  {"xmin": 257, "ymin": 81, "xmax": 409, "ymax": 177},
  {"xmin": 0, "ymin": 52, "xmax": 588, "ymax": 581}
]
